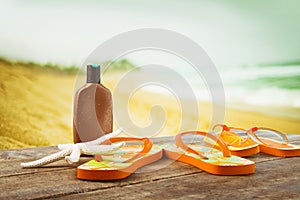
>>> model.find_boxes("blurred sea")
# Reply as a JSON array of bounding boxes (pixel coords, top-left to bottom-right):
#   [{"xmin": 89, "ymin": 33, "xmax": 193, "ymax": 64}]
[
  {"xmin": 140, "ymin": 63, "xmax": 300, "ymax": 120},
  {"xmin": 219, "ymin": 64, "xmax": 300, "ymax": 107},
  {"xmin": 219, "ymin": 64, "xmax": 300, "ymax": 120}
]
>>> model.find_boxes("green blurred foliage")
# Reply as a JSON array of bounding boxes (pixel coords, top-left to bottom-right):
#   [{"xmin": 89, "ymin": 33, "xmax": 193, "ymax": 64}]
[{"xmin": 0, "ymin": 57, "xmax": 137, "ymax": 75}]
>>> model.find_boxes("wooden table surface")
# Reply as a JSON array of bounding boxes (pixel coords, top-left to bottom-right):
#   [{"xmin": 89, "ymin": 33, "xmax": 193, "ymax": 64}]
[{"xmin": 1, "ymin": 135, "xmax": 300, "ymax": 200}]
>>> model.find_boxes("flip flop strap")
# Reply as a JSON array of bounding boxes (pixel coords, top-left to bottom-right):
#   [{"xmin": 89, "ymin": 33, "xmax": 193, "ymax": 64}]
[
  {"xmin": 213, "ymin": 124, "xmax": 250, "ymax": 145},
  {"xmin": 96, "ymin": 137, "xmax": 153, "ymax": 163},
  {"xmin": 247, "ymin": 127, "xmax": 289, "ymax": 145},
  {"xmin": 175, "ymin": 131, "xmax": 231, "ymax": 158},
  {"xmin": 212, "ymin": 124, "xmax": 230, "ymax": 132}
]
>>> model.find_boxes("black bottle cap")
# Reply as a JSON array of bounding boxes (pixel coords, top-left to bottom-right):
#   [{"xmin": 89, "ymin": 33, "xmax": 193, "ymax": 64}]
[{"xmin": 87, "ymin": 64, "xmax": 100, "ymax": 83}]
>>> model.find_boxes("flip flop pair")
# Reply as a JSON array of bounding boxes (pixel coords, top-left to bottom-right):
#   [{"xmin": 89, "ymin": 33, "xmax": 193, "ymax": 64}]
[
  {"xmin": 213, "ymin": 124, "xmax": 300, "ymax": 157},
  {"xmin": 163, "ymin": 131, "xmax": 255, "ymax": 176},
  {"xmin": 78, "ymin": 131, "xmax": 255, "ymax": 180}
]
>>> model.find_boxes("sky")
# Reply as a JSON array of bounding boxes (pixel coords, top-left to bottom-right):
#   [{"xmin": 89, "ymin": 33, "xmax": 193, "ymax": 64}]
[{"xmin": 0, "ymin": 0, "xmax": 299, "ymax": 67}]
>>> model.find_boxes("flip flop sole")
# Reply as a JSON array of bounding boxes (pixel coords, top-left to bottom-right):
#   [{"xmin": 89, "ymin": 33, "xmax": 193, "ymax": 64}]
[
  {"xmin": 258, "ymin": 138, "xmax": 300, "ymax": 157},
  {"xmin": 163, "ymin": 148, "xmax": 255, "ymax": 175},
  {"xmin": 228, "ymin": 145, "xmax": 260, "ymax": 157},
  {"xmin": 205, "ymin": 140, "xmax": 260, "ymax": 157},
  {"xmin": 77, "ymin": 150, "xmax": 163, "ymax": 180}
]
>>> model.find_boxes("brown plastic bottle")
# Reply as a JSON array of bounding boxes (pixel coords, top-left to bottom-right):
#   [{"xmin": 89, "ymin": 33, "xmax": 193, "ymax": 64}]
[{"xmin": 73, "ymin": 64, "xmax": 113, "ymax": 143}]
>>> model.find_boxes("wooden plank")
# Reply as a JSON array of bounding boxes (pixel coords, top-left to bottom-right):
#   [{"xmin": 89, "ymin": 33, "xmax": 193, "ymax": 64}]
[
  {"xmin": 0, "ymin": 133, "xmax": 295, "ymax": 178},
  {"xmin": 0, "ymin": 134, "xmax": 299, "ymax": 199},
  {"xmin": 0, "ymin": 146, "xmax": 58, "ymax": 161},
  {"xmin": 0, "ymin": 159, "xmax": 201, "ymax": 199},
  {"xmin": 0, "ymin": 146, "xmax": 86, "ymax": 178},
  {"xmin": 0, "ymin": 144, "xmax": 280, "ymax": 178},
  {"xmin": 54, "ymin": 157, "xmax": 300, "ymax": 199},
  {"xmin": 0, "ymin": 154, "xmax": 290, "ymax": 199}
]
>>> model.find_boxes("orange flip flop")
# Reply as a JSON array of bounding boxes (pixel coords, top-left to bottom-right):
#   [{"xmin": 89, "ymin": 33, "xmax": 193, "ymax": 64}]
[
  {"xmin": 163, "ymin": 131, "xmax": 255, "ymax": 175},
  {"xmin": 77, "ymin": 137, "xmax": 163, "ymax": 180},
  {"xmin": 212, "ymin": 124, "xmax": 260, "ymax": 157},
  {"xmin": 247, "ymin": 127, "xmax": 300, "ymax": 157}
]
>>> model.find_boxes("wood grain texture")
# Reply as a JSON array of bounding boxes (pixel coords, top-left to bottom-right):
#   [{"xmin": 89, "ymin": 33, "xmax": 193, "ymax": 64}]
[
  {"xmin": 61, "ymin": 157, "xmax": 300, "ymax": 200},
  {"xmin": 1, "ymin": 135, "xmax": 300, "ymax": 199}
]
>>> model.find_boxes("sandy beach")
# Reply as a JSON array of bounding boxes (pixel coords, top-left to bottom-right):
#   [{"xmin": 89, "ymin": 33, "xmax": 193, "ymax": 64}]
[{"xmin": 0, "ymin": 62, "xmax": 299, "ymax": 149}]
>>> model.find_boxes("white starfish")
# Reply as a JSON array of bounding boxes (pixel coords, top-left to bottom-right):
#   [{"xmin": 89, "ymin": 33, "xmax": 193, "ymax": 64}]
[{"xmin": 20, "ymin": 128, "xmax": 125, "ymax": 168}]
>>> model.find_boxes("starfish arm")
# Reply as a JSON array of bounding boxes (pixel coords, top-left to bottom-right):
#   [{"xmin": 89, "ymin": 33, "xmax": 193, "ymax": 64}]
[
  {"xmin": 58, "ymin": 144, "xmax": 74, "ymax": 150},
  {"xmin": 80, "ymin": 142, "xmax": 125, "ymax": 155},
  {"xmin": 65, "ymin": 145, "xmax": 81, "ymax": 164},
  {"xmin": 84, "ymin": 128, "xmax": 124, "ymax": 146},
  {"xmin": 20, "ymin": 149, "xmax": 71, "ymax": 168},
  {"xmin": 20, "ymin": 129, "xmax": 125, "ymax": 168}
]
